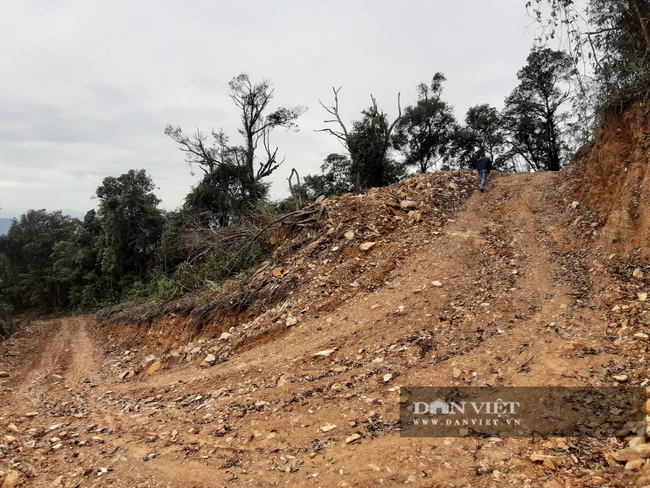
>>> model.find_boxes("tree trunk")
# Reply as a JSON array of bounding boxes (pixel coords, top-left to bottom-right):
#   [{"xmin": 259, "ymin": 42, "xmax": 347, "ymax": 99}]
[{"xmin": 629, "ymin": 0, "xmax": 650, "ymax": 52}]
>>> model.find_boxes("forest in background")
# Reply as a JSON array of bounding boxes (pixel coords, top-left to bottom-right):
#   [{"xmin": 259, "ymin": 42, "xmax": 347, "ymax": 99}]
[{"xmin": 0, "ymin": 0, "xmax": 648, "ymax": 336}]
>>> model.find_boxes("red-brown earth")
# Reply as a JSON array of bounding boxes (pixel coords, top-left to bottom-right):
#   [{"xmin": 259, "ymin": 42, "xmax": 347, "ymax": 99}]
[{"xmin": 0, "ymin": 99, "xmax": 648, "ymax": 487}]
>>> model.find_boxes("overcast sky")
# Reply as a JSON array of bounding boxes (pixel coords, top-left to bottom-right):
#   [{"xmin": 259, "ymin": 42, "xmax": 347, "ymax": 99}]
[{"xmin": 0, "ymin": 1, "xmax": 541, "ymax": 218}]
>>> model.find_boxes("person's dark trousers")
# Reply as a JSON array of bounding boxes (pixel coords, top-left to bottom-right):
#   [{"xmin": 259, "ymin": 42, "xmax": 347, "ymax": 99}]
[{"xmin": 478, "ymin": 169, "xmax": 489, "ymax": 190}]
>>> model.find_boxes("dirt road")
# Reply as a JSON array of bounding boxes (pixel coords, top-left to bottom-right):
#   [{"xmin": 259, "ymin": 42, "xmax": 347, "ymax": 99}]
[{"xmin": 1, "ymin": 172, "xmax": 648, "ymax": 487}]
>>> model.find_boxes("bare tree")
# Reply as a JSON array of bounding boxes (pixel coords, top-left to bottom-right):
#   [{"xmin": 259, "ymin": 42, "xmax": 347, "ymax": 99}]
[
  {"xmin": 166, "ymin": 73, "xmax": 306, "ymax": 204},
  {"xmin": 287, "ymin": 168, "xmax": 303, "ymax": 210},
  {"xmin": 318, "ymin": 87, "xmax": 402, "ymax": 155},
  {"xmin": 229, "ymin": 74, "xmax": 306, "ymax": 187}
]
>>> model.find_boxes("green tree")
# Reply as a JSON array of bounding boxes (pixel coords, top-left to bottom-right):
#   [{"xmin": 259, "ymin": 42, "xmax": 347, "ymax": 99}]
[
  {"xmin": 528, "ymin": 0, "xmax": 650, "ymax": 105},
  {"xmin": 166, "ymin": 73, "xmax": 305, "ymax": 223},
  {"xmin": 95, "ymin": 169, "xmax": 165, "ymax": 294},
  {"xmin": 303, "ymin": 154, "xmax": 355, "ymax": 198},
  {"xmin": 447, "ymin": 124, "xmax": 479, "ymax": 169},
  {"xmin": 50, "ymin": 210, "xmax": 103, "ymax": 308},
  {"xmin": 319, "ymin": 88, "xmax": 405, "ymax": 190},
  {"xmin": 465, "ymin": 105, "xmax": 511, "ymax": 168},
  {"xmin": 448, "ymin": 104, "xmax": 514, "ymax": 171},
  {"xmin": 503, "ymin": 47, "xmax": 575, "ymax": 171},
  {"xmin": 0, "ymin": 210, "xmax": 80, "ymax": 311},
  {"xmin": 348, "ymin": 107, "xmax": 407, "ymax": 188},
  {"xmin": 394, "ymin": 73, "xmax": 457, "ymax": 172},
  {"xmin": 183, "ymin": 160, "xmax": 260, "ymax": 227}
]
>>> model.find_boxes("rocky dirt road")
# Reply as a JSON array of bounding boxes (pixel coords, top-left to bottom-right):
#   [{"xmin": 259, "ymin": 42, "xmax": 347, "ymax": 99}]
[{"xmin": 1, "ymin": 172, "xmax": 649, "ymax": 487}]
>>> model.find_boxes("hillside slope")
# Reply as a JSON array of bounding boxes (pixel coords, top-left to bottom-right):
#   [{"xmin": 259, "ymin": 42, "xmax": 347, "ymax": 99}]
[
  {"xmin": 1, "ymin": 163, "xmax": 649, "ymax": 486},
  {"xmin": 566, "ymin": 98, "xmax": 650, "ymax": 261}
]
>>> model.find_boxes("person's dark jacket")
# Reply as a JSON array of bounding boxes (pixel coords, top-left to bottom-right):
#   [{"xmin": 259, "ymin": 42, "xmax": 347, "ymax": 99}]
[{"xmin": 476, "ymin": 156, "xmax": 492, "ymax": 172}]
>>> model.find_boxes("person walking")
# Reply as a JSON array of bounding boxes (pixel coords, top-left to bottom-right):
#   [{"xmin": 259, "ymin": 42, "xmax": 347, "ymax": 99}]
[{"xmin": 476, "ymin": 154, "xmax": 492, "ymax": 192}]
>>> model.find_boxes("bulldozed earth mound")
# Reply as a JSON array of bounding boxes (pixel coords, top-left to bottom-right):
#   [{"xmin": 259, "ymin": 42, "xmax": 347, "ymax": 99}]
[{"xmin": 0, "ymin": 100, "xmax": 649, "ymax": 487}]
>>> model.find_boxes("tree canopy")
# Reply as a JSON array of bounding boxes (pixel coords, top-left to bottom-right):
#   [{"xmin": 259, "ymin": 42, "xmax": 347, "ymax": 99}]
[
  {"xmin": 394, "ymin": 73, "xmax": 457, "ymax": 172},
  {"xmin": 96, "ymin": 169, "xmax": 165, "ymax": 293},
  {"xmin": 503, "ymin": 47, "xmax": 575, "ymax": 171},
  {"xmin": 528, "ymin": 0, "xmax": 650, "ymax": 108},
  {"xmin": 166, "ymin": 73, "xmax": 306, "ymax": 224}
]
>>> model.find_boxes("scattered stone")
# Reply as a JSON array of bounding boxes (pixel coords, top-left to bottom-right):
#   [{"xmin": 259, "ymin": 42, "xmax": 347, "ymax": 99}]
[
  {"xmin": 542, "ymin": 458, "xmax": 557, "ymax": 470},
  {"xmin": 633, "ymin": 268, "xmax": 644, "ymax": 279},
  {"xmin": 613, "ymin": 375, "xmax": 629, "ymax": 383},
  {"xmin": 202, "ymin": 354, "xmax": 217, "ymax": 366},
  {"xmin": 272, "ymin": 267, "xmax": 283, "ymax": 278},
  {"xmin": 612, "ymin": 443, "xmax": 650, "ymax": 462},
  {"xmin": 530, "ymin": 453, "xmax": 558, "ymax": 463},
  {"xmin": 313, "ymin": 349, "xmax": 337, "ymax": 358},
  {"xmin": 543, "ymin": 480, "xmax": 563, "ymax": 488},
  {"xmin": 629, "ymin": 436, "xmax": 646, "ymax": 448},
  {"xmin": 359, "ymin": 242, "xmax": 376, "ymax": 251},
  {"xmin": 320, "ymin": 424, "xmax": 337, "ymax": 433},
  {"xmin": 143, "ymin": 354, "xmax": 157, "ymax": 365},
  {"xmin": 2, "ymin": 470, "xmax": 20, "ymax": 488},
  {"xmin": 24, "ymin": 412, "xmax": 39, "ymax": 418},
  {"xmin": 431, "ymin": 281, "xmax": 443, "ymax": 287},
  {"xmin": 145, "ymin": 361, "xmax": 162, "ymax": 375},
  {"xmin": 638, "ymin": 292, "xmax": 648, "ymax": 302},
  {"xmin": 382, "ymin": 373, "xmax": 393, "ymax": 383},
  {"xmin": 625, "ymin": 459, "xmax": 645, "ymax": 471},
  {"xmin": 0, "ymin": 372, "xmax": 9, "ymax": 378},
  {"xmin": 285, "ymin": 315, "xmax": 298, "ymax": 327},
  {"xmin": 344, "ymin": 231, "xmax": 355, "ymax": 240},
  {"xmin": 400, "ymin": 200, "xmax": 418, "ymax": 210},
  {"xmin": 345, "ymin": 433, "xmax": 361, "ymax": 444},
  {"xmin": 219, "ymin": 332, "xmax": 231, "ymax": 340},
  {"xmin": 7, "ymin": 424, "xmax": 19, "ymax": 434}
]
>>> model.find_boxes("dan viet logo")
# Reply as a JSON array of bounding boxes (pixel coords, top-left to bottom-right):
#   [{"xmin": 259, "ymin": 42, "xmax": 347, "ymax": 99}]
[
  {"xmin": 410, "ymin": 398, "xmax": 522, "ymax": 429},
  {"xmin": 400, "ymin": 386, "xmax": 647, "ymax": 437},
  {"xmin": 414, "ymin": 398, "xmax": 521, "ymax": 416}
]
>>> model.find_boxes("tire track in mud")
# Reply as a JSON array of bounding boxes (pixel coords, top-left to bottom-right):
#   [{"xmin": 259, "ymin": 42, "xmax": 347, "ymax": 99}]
[
  {"xmin": 402, "ymin": 172, "xmax": 610, "ymax": 385},
  {"xmin": 1, "ymin": 317, "xmax": 236, "ymax": 487},
  {"xmin": 4, "ymin": 317, "xmax": 97, "ymax": 417}
]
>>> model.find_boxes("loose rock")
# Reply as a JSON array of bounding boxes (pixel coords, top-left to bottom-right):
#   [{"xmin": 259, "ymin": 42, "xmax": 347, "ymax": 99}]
[
  {"xmin": 145, "ymin": 361, "xmax": 162, "ymax": 375},
  {"xmin": 313, "ymin": 349, "xmax": 337, "ymax": 358},
  {"xmin": 345, "ymin": 433, "xmax": 361, "ymax": 444}
]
